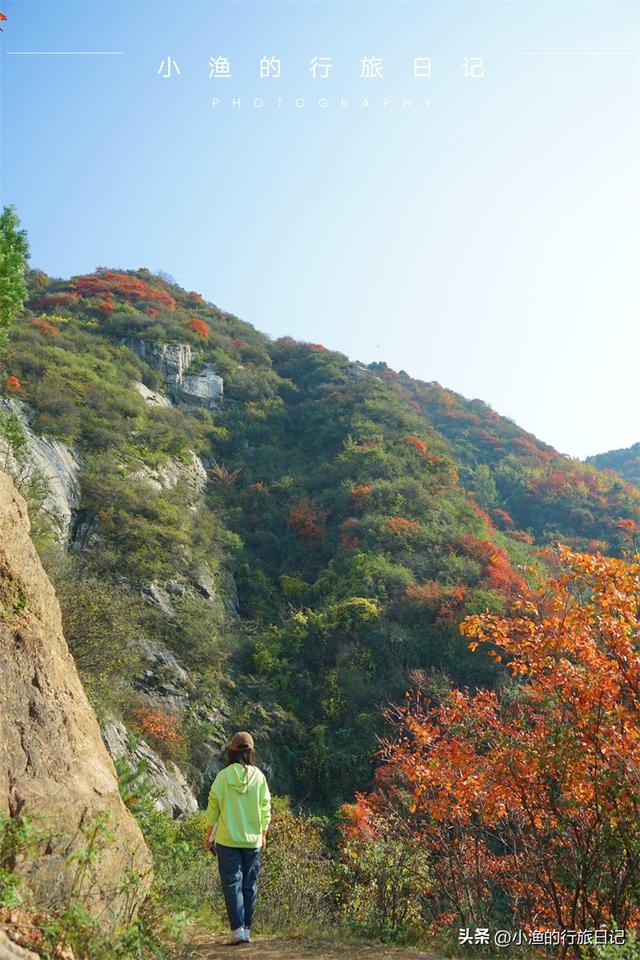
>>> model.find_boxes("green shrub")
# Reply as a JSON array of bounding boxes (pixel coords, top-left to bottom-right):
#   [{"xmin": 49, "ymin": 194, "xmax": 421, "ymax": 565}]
[
  {"xmin": 335, "ymin": 805, "xmax": 431, "ymax": 942},
  {"xmin": 257, "ymin": 796, "xmax": 333, "ymax": 934},
  {"xmin": 592, "ymin": 932, "xmax": 640, "ymax": 960}
]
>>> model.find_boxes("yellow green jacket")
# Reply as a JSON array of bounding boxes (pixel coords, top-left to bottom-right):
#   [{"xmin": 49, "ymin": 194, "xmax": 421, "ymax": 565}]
[{"xmin": 206, "ymin": 763, "xmax": 271, "ymax": 848}]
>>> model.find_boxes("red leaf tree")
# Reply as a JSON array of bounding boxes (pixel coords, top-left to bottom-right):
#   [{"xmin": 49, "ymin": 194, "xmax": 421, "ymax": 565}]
[
  {"xmin": 362, "ymin": 548, "xmax": 640, "ymax": 936},
  {"xmin": 188, "ymin": 318, "xmax": 210, "ymax": 339},
  {"xmin": 287, "ymin": 498, "xmax": 327, "ymax": 544}
]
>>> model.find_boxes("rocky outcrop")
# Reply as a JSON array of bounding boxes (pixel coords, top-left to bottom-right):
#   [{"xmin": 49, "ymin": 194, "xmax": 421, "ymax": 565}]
[
  {"xmin": 0, "ymin": 472, "xmax": 152, "ymax": 927},
  {"xmin": 134, "ymin": 381, "xmax": 171, "ymax": 408},
  {"xmin": 101, "ymin": 718, "xmax": 198, "ymax": 819},
  {"xmin": 124, "ymin": 339, "xmax": 223, "ymax": 409},
  {"xmin": 179, "ymin": 365, "xmax": 224, "ymax": 408},
  {"xmin": 129, "ymin": 451, "xmax": 207, "ymax": 504},
  {"xmin": 140, "ymin": 581, "xmax": 176, "ymax": 619},
  {"xmin": 133, "ymin": 636, "xmax": 190, "ymax": 712},
  {"xmin": 123, "ymin": 339, "xmax": 192, "ymax": 383},
  {"xmin": 0, "ymin": 400, "xmax": 79, "ymax": 546}
]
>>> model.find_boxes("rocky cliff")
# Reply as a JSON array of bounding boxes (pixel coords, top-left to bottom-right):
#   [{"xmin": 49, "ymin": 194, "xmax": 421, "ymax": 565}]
[
  {"xmin": 0, "ymin": 472, "xmax": 152, "ymax": 926},
  {"xmin": 0, "ymin": 400, "xmax": 79, "ymax": 546},
  {"xmin": 123, "ymin": 338, "xmax": 223, "ymax": 408}
]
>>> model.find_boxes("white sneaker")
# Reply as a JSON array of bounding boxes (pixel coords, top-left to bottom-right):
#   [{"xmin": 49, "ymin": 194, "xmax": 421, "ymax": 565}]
[
  {"xmin": 230, "ymin": 927, "xmax": 247, "ymax": 945},
  {"xmin": 244, "ymin": 928, "xmax": 251, "ymax": 943}
]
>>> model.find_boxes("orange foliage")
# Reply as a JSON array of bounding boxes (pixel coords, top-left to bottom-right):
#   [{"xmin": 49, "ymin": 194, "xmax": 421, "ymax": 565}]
[
  {"xmin": 31, "ymin": 318, "xmax": 60, "ymax": 336},
  {"xmin": 71, "ymin": 270, "xmax": 177, "ymax": 311},
  {"xmin": 28, "ymin": 291, "xmax": 80, "ymax": 311},
  {"xmin": 586, "ymin": 538, "xmax": 607, "ymax": 552},
  {"xmin": 287, "ymin": 498, "xmax": 327, "ymax": 544},
  {"xmin": 339, "ymin": 792, "xmax": 381, "ymax": 841},
  {"xmin": 405, "ymin": 580, "xmax": 443, "ymax": 608},
  {"xmin": 6, "ymin": 375, "xmax": 21, "ymax": 390},
  {"xmin": 339, "ymin": 516, "xmax": 361, "ymax": 550},
  {"xmin": 188, "ymin": 318, "xmax": 210, "ymax": 339},
  {"xmin": 403, "ymin": 434, "xmax": 429, "ymax": 458},
  {"xmin": 385, "ymin": 517, "xmax": 421, "ymax": 535},
  {"xmin": 371, "ymin": 549, "xmax": 640, "ymax": 932},
  {"xmin": 491, "ymin": 507, "xmax": 514, "ymax": 529},
  {"xmin": 349, "ymin": 484, "xmax": 372, "ymax": 511},
  {"xmin": 249, "ymin": 481, "xmax": 269, "ymax": 495},
  {"xmin": 510, "ymin": 529, "xmax": 535, "ymax": 545},
  {"xmin": 133, "ymin": 707, "xmax": 184, "ymax": 744},
  {"xmin": 468, "ymin": 500, "xmax": 494, "ymax": 527},
  {"xmin": 405, "ymin": 580, "xmax": 467, "ymax": 624},
  {"xmin": 403, "ymin": 434, "xmax": 443, "ymax": 467},
  {"xmin": 616, "ymin": 517, "xmax": 638, "ymax": 536},
  {"xmin": 458, "ymin": 536, "xmax": 525, "ymax": 600}
]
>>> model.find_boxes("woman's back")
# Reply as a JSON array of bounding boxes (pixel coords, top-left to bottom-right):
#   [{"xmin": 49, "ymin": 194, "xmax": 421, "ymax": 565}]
[
  {"xmin": 205, "ymin": 732, "xmax": 271, "ymax": 945},
  {"xmin": 208, "ymin": 762, "xmax": 270, "ymax": 848}
]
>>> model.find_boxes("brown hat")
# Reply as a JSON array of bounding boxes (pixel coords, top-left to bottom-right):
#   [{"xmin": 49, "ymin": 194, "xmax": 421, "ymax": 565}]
[{"xmin": 229, "ymin": 731, "xmax": 254, "ymax": 750}]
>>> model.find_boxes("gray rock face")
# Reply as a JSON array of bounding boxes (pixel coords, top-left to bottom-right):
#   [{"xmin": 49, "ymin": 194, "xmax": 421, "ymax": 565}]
[
  {"xmin": 129, "ymin": 451, "xmax": 207, "ymax": 504},
  {"xmin": 129, "ymin": 638, "xmax": 229, "ymax": 797},
  {"xmin": 133, "ymin": 636, "xmax": 190, "ymax": 714},
  {"xmin": 134, "ymin": 381, "xmax": 171, "ymax": 407},
  {"xmin": 0, "ymin": 400, "xmax": 79, "ymax": 546},
  {"xmin": 137, "ymin": 637, "xmax": 189, "ymax": 684},
  {"xmin": 193, "ymin": 568, "xmax": 216, "ymax": 600},
  {"xmin": 101, "ymin": 718, "xmax": 198, "ymax": 819},
  {"xmin": 141, "ymin": 581, "xmax": 176, "ymax": 619},
  {"xmin": 0, "ymin": 472, "xmax": 152, "ymax": 927},
  {"xmin": 124, "ymin": 339, "xmax": 223, "ymax": 409},
  {"xmin": 123, "ymin": 339, "xmax": 192, "ymax": 383},
  {"xmin": 179, "ymin": 365, "xmax": 224, "ymax": 409}
]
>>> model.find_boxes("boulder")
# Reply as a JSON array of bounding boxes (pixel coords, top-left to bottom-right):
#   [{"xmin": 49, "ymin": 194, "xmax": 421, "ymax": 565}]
[
  {"xmin": 0, "ymin": 931, "xmax": 41, "ymax": 960},
  {"xmin": 0, "ymin": 472, "xmax": 152, "ymax": 928}
]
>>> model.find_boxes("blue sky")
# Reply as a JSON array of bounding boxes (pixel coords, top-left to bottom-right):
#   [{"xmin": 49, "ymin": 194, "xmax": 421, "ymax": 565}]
[{"xmin": 1, "ymin": 0, "xmax": 638, "ymax": 458}]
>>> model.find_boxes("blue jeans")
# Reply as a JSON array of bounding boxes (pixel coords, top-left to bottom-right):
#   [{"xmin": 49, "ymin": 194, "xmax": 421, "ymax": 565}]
[{"xmin": 216, "ymin": 843, "xmax": 262, "ymax": 930}]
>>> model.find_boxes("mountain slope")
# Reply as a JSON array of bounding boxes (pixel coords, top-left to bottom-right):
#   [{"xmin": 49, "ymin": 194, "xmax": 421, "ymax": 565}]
[
  {"xmin": 588, "ymin": 442, "xmax": 640, "ymax": 490},
  {"xmin": 381, "ymin": 365, "xmax": 640, "ymax": 554},
  {"xmin": 3, "ymin": 266, "xmax": 639, "ymax": 809}
]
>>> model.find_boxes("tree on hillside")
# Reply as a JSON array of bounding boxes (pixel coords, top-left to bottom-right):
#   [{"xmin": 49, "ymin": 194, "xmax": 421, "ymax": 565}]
[
  {"xmin": 350, "ymin": 548, "xmax": 640, "ymax": 937},
  {"xmin": 0, "ymin": 205, "xmax": 30, "ymax": 363}
]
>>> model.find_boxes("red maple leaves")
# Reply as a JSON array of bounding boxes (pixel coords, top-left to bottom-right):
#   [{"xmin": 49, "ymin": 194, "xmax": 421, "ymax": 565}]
[
  {"xmin": 355, "ymin": 548, "xmax": 640, "ymax": 932},
  {"xmin": 187, "ymin": 318, "xmax": 210, "ymax": 339}
]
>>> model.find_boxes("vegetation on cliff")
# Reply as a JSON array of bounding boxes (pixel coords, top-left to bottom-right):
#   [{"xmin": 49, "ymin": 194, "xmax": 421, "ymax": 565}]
[
  {"xmin": 3, "ymin": 210, "xmax": 640, "ymax": 955},
  {"xmin": 2, "ymin": 257, "xmax": 640, "ymax": 809}
]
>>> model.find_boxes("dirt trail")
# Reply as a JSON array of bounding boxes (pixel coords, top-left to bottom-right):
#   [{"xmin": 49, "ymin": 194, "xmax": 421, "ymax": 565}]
[{"xmin": 196, "ymin": 934, "xmax": 439, "ymax": 959}]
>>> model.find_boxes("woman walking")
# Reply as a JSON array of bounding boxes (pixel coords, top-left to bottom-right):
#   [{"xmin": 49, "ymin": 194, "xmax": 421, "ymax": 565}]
[{"xmin": 204, "ymin": 731, "xmax": 271, "ymax": 946}]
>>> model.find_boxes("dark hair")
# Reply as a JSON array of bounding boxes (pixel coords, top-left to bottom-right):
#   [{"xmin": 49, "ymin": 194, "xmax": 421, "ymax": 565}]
[{"xmin": 227, "ymin": 746, "xmax": 255, "ymax": 767}]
